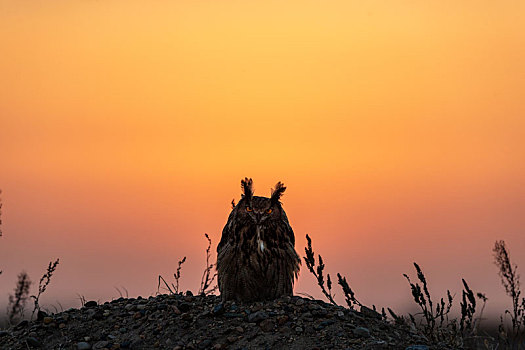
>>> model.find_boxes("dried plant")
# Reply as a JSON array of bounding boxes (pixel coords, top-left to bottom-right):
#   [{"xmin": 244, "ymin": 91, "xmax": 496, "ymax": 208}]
[
  {"xmin": 337, "ymin": 273, "xmax": 361, "ymax": 309},
  {"xmin": 114, "ymin": 286, "xmax": 129, "ymax": 299},
  {"xmin": 459, "ymin": 279, "xmax": 476, "ymax": 333},
  {"xmin": 30, "ymin": 258, "xmax": 60, "ymax": 320},
  {"xmin": 493, "ymin": 240, "xmax": 525, "ymax": 336},
  {"xmin": 404, "ymin": 263, "xmax": 455, "ymax": 342},
  {"xmin": 303, "ymin": 234, "xmax": 337, "ymax": 305},
  {"xmin": 76, "ymin": 294, "xmax": 87, "ymax": 307},
  {"xmin": 158, "ymin": 256, "xmax": 186, "ymax": 295},
  {"xmin": 8, "ymin": 271, "xmax": 31, "ymax": 324},
  {"xmin": 198, "ymin": 233, "xmax": 218, "ymax": 296}
]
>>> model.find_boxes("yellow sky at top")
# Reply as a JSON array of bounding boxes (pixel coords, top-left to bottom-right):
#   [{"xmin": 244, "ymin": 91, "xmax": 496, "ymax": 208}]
[{"xmin": 2, "ymin": 0, "xmax": 524, "ymax": 188}]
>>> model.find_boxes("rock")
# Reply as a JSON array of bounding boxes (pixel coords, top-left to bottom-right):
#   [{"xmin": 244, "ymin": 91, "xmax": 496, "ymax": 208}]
[
  {"xmin": 84, "ymin": 300, "xmax": 98, "ymax": 308},
  {"xmin": 93, "ymin": 341, "xmax": 109, "ymax": 349},
  {"xmin": 178, "ymin": 302, "xmax": 191, "ymax": 313},
  {"xmin": 43, "ymin": 316, "xmax": 54, "ymax": 325},
  {"xmin": 227, "ymin": 336, "xmax": 237, "ymax": 343},
  {"xmin": 212, "ymin": 303, "xmax": 225, "ymax": 315},
  {"xmin": 130, "ymin": 338, "xmax": 145, "ymax": 349},
  {"xmin": 360, "ymin": 305, "xmax": 382, "ymax": 320},
  {"xmin": 0, "ymin": 331, "xmax": 9, "ymax": 337},
  {"xmin": 37, "ymin": 310, "xmax": 48, "ymax": 321},
  {"xmin": 405, "ymin": 346, "xmax": 429, "ymax": 350},
  {"xmin": 77, "ymin": 342, "xmax": 92, "ymax": 350},
  {"xmin": 198, "ymin": 339, "xmax": 212, "ymax": 349},
  {"xmin": 295, "ymin": 298, "xmax": 305, "ymax": 306},
  {"xmin": 172, "ymin": 305, "xmax": 182, "ymax": 314},
  {"xmin": 259, "ymin": 319, "xmax": 274, "ymax": 332},
  {"xmin": 295, "ymin": 326, "xmax": 304, "ymax": 333},
  {"xmin": 277, "ymin": 315, "xmax": 289, "ymax": 325},
  {"xmin": 247, "ymin": 311, "xmax": 269, "ymax": 323},
  {"xmin": 353, "ymin": 327, "xmax": 371, "ymax": 338},
  {"xmin": 15, "ymin": 320, "xmax": 29, "ymax": 330},
  {"xmin": 26, "ymin": 336, "xmax": 42, "ymax": 347}
]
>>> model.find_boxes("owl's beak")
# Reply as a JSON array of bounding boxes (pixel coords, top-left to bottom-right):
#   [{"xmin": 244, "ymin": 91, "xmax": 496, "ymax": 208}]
[{"xmin": 255, "ymin": 213, "xmax": 262, "ymax": 223}]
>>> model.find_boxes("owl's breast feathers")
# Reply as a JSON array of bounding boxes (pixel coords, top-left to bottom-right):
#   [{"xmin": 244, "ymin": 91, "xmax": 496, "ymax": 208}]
[{"xmin": 217, "ymin": 216, "xmax": 300, "ymax": 302}]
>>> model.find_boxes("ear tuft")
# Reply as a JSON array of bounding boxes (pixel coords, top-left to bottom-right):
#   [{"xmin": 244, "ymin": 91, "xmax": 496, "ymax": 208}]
[
  {"xmin": 271, "ymin": 181, "xmax": 286, "ymax": 204},
  {"xmin": 241, "ymin": 177, "xmax": 254, "ymax": 201}
]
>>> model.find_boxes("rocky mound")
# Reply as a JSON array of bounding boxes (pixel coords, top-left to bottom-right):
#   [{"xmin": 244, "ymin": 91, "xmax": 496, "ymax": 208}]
[{"xmin": 0, "ymin": 293, "xmax": 435, "ymax": 349}]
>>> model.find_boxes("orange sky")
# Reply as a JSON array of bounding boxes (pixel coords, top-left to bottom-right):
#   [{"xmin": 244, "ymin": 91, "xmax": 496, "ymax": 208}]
[{"xmin": 1, "ymin": 0, "xmax": 525, "ymax": 319}]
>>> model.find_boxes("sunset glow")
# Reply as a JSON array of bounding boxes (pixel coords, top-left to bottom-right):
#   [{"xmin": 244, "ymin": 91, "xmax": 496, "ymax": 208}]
[{"xmin": 1, "ymin": 0, "xmax": 525, "ymax": 318}]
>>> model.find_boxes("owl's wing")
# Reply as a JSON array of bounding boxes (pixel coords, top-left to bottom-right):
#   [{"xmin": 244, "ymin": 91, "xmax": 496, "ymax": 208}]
[
  {"xmin": 217, "ymin": 209, "xmax": 236, "ymax": 253},
  {"xmin": 280, "ymin": 210, "xmax": 295, "ymax": 245}
]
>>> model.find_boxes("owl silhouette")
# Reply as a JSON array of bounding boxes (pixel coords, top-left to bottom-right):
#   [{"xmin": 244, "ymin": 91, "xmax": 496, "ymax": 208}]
[{"xmin": 216, "ymin": 178, "xmax": 301, "ymax": 302}]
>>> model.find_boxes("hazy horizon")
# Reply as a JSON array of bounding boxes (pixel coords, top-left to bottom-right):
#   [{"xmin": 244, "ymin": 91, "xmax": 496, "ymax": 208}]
[{"xmin": 1, "ymin": 0, "xmax": 525, "ymax": 324}]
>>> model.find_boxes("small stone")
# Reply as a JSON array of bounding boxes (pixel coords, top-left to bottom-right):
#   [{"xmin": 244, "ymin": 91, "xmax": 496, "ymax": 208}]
[
  {"xmin": 277, "ymin": 315, "xmax": 289, "ymax": 325},
  {"xmin": 360, "ymin": 305, "xmax": 382, "ymax": 319},
  {"xmin": 84, "ymin": 300, "xmax": 98, "ymax": 308},
  {"xmin": 295, "ymin": 326, "xmax": 303, "ymax": 333},
  {"xmin": 213, "ymin": 344, "xmax": 223, "ymax": 350},
  {"xmin": 353, "ymin": 327, "xmax": 371, "ymax": 338},
  {"xmin": 247, "ymin": 311, "xmax": 268, "ymax": 323},
  {"xmin": 15, "ymin": 320, "xmax": 29, "ymax": 330},
  {"xmin": 133, "ymin": 312, "xmax": 142, "ymax": 319},
  {"xmin": 405, "ymin": 346, "xmax": 429, "ymax": 350},
  {"xmin": 212, "ymin": 303, "xmax": 225, "ymax": 315},
  {"xmin": 336, "ymin": 311, "xmax": 345, "ymax": 319},
  {"xmin": 178, "ymin": 302, "xmax": 191, "ymax": 313},
  {"xmin": 295, "ymin": 298, "xmax": 305, "ymax": 306},
  {"xmin": 198, "ymin": 339, "xmax": 212, "ymax": 349},
  {"xmin": 93, "ymin": 341, "xmax": 110, "ymax": 349},
  {"xmin": 77, "ymin": 342, "xmax": 92, "ymax": 350},
  {"xmin": 172, "ymin": 305, "xmax": 182, "ymax": 315},
  {"xmin": 259, "ymin": 319, "xmax": 274, "ymax": 332},
  {"xmin": 227, "ymin": 336, "xmax": 237, "ymax": 343},
  {"xmin": 26, "ymin": 337, "xmax": 42, "ymax": 347},
  {"xmin": 59, "ymin": 323, "xmax": 66, "ymax": 329},
  {"xmin": 234, "ymin": 326, "xmax": 244, "ymax": 333},
  {"xmin": 121, "ymin": 340, "xmax": 131, "ymax": 348},
  {"xmin": 43, "ymin": 316, "xmax": 54, "ymax": 325},
  {"xmin": 37, "ymin": 310, "xmax": 48, "ymax": 321}
]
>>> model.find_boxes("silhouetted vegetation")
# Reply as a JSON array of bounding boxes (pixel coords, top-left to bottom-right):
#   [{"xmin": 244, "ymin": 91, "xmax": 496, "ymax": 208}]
[
  {"xmin": 158, "ymin": 233, "xmax": 218, "ymax": 296},
  {"xmin": 303, "ymin": 234, "xmax": 338, "ymax": 306},
  {"xmin": 494, "ymin": 240, "xmax": 525, "ymax": 347},
  {"xmin": 30, "ymin": 258, "xmax": 60, "ymax": 320},
  {"xmin": 198, "ymin": 233, "xmax": 218, "ymax": 296},
  {"xmin": 7, "ymin": 272, "xmax": 31, "ymax": 324}
]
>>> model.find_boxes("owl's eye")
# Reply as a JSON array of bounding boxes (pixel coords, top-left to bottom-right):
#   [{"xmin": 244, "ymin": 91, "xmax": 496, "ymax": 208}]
[
  {"xmin": 266, "ymin": 208, "xmax": 272, "ymax": 214},
  {"xmin": 246, "ymin": 206, "xmax": 253, "ymax": 212}
]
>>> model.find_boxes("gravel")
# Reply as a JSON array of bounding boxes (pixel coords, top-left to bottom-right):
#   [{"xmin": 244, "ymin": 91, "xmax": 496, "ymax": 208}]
[{"xmin": 0, "ymin": 294, "xmax": 447, "ymax": 349}]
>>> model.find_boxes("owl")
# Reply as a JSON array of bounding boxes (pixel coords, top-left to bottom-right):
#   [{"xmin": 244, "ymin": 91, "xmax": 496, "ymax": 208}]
[{"xmin": 216, "ymin": 178, "xmax": 301, "ymax": 302}]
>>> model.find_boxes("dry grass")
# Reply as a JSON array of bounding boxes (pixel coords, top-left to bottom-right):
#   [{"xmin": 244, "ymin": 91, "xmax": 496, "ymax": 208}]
[
  {"xmin": 30, "ymin": 258, "xmax": 60, "ymax": 320},
  {"xmin": 158, "ymin": 233, "xmax": 218, "ymax": 296},
  {"xmin": 7, "ymin": 272, "xmax": 31, "ymax": 324},
  {"xmin": 494, "ymin": 240, "xmax": 525, "ymax": 347},
  {"xmin": 198, "ymin": 233, "xmax": 218, "ymax": 296}
]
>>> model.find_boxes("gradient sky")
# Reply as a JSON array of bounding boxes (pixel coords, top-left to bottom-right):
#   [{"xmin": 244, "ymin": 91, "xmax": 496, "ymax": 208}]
[{"xmin": 1, "ymin": 0, "xmax": 525, "ymax": 320}]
